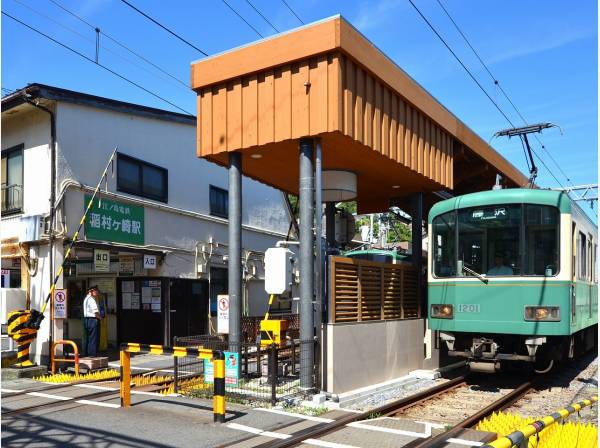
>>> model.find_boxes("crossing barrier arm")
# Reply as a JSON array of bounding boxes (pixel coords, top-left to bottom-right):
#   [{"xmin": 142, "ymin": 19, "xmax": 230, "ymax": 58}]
[
  {"xmin": 119, "ymin": 343, "xmax": 226, "ymax": 423},
  {"xmin": 483, "ymin": 396, "xmax": 598, "ymax": 448}
]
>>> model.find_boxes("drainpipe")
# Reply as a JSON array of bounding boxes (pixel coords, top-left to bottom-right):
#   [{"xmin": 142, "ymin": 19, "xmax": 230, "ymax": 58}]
[{"xmin": 24, "ymin": 94, "xmax": 56, "ymax": 361}]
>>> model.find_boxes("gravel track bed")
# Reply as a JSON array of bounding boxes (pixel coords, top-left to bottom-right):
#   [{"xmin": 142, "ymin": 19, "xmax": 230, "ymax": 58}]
[
  {"xmin": 395, "ymin": 382, "xmax": 518, "ymax": 425},
  {"xmin": 504, "ymin": 353, "xmax": 598, "ymax": 424}
]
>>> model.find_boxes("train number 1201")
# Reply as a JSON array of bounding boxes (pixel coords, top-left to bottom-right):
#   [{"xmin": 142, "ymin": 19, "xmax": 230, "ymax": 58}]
[{"xmin": 458, "ymin": 304, "xmax": 480, "ymax": 313}]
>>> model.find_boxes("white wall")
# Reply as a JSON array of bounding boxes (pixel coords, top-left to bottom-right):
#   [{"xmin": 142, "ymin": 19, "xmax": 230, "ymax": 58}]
[
  {"xmin": 2, "ymin": 107, "xmax": 52, "ymax": 222},
  {"xmin": 55, "ymin": 102, "xmax": 290, "ymax": 235}
]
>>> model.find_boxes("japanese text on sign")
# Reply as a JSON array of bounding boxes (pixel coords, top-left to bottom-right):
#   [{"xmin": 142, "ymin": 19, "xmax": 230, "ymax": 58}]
[
  {"xmin": 84, "ymin": 195, "xmax": 145, "ymax": 245},
  {"xmin": 94, "ymin": 249, "xmax": 110, "ymax": 272},
  {"xmin": 53, "ymin": 289, "xmax": 68, "ymax": 319}
]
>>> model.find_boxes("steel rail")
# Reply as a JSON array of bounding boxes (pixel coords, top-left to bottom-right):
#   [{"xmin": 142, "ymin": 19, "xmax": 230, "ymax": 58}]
[
  {"xmin": 403, "ymin": 380, "xmax": 533, "ymax": 448},
  {"xmin": 257, "ymin": 376, "xmax": 468, "ymax": 448}
]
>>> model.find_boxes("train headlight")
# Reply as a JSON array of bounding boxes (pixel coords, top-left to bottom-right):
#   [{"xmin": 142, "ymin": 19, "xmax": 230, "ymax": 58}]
[
  {"xmin": 524, "ymin": 306, "xmax": 560, "ymax": 322},
  {"xmin": 431, "ymin": 304, "xmax": 453, "ymax": 319}
]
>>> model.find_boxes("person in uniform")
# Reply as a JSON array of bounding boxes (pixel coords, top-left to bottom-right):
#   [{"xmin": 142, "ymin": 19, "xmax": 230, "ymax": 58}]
[{"xmin": 83, "ymin": 285, "xmax": 102, "ymax": 356}]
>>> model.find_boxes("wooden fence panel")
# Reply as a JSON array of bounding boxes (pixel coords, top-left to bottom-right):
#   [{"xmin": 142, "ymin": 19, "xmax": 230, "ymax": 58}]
[{"xmin": 330, "ymin": 256, "xmax": 419, "ymax": 323}]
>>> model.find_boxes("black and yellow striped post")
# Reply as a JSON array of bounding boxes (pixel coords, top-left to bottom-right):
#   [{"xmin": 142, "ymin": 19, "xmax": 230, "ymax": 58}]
[
  {"xmin": 213, "ymin": 351, "xmax": 226, "ymax": 423},
  {"xmin": 120, "ymin": 349, "xmax": 131, "ymax": 407},
  {"xmin": 483, "ymin": 395, "xmax": 599, "ymax": 448},
  {"xmin": 7, "ymin": 310, "xmax": 38, "ymax": 367},
  {"xmin": 119, "ymin": 343, "xmax": 226, "ymax": 422}
]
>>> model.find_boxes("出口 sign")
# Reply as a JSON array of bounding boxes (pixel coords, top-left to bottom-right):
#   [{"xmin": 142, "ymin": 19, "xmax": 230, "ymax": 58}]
[{"xmin": 84, "ymin": 195, "xmax": 145, "ymax": 245}]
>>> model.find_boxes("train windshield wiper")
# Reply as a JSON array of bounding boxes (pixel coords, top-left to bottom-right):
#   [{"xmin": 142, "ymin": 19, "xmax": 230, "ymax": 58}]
[{"xmin": 461, "ymin": 263, "xmax": 488, "ymax": 284}]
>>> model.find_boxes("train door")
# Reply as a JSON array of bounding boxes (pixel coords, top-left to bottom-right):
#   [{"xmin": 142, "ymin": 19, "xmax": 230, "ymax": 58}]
[
  {"xmin": 572, "ymin": 222, "xmax": 577, "ymax": 324},
  {"xmin": 588, "ymin": 234, "xmax": 593, "ymax": 318}
]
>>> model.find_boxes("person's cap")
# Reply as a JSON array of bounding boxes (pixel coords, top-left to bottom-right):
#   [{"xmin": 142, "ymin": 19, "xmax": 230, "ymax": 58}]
[{"xmin": 88, "ymin": 285, "xmax": 99, "ymax": 292}]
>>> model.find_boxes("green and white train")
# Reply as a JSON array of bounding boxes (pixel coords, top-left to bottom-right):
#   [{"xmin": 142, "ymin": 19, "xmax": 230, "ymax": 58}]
[{"xmin": 428, "ymin": 188, "xmax": 597, "ymax": 372}]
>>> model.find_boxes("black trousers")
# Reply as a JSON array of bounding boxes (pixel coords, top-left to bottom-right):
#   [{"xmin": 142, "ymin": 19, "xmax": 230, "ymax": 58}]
[{"xmin": 84, "ymin": 318, "xmax": 99, "ymax": 357}]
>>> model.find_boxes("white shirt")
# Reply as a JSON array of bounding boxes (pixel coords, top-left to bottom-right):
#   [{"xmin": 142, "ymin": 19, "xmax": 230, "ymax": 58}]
[
  {"xmin": 83, "ymin": 294, "xmax": 99, "ymax": 318},
  {"xmin": 487, "ymin": 265, "xmax": 513, "ymax": 276}
]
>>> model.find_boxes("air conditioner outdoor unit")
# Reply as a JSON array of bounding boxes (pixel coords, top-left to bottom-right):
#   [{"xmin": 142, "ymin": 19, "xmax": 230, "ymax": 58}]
[{"xmin": 18, "ymin": 215, "xmax": 46, "ymax": 242}]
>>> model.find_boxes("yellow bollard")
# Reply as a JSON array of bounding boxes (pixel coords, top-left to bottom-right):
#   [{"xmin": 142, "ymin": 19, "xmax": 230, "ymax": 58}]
[
  {"xmin": 213, "ymin": 352, "xmax": 226, "ymax": 423},
  {"xmin": 120, "ymin": 350, "xmax": 131, "ymax": 407}
]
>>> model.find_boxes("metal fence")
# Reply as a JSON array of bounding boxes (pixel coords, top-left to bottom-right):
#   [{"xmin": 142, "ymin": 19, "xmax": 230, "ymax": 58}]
[{"xmin": 172, "ymin": 334, "xmax": 316, "ymax": 405}]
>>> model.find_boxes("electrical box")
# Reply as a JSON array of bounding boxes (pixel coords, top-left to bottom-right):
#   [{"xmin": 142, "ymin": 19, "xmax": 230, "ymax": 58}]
[
  {"xmin": 264, "ymin": 247, "xmax": 294, "ymax": 294},
  {"xmin": 18, "ymin": 215, "xmax": 46, "ymax": 242},
  {"xmin": 260, "ymin": 319, "xmax": 288, "ymax": 346},
  {"xmin": 334, "ymin": 210, "xmax": 356, "ymax": 244}
]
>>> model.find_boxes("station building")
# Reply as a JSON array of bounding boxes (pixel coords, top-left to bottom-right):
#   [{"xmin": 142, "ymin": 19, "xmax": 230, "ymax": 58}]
[
  {"xmin": 1, "ymin": 84, "xmax": 292, "ymax": 364},
  {"xmin": 190, "ymin": 15, "xmax": 530, "ymax": 394}
]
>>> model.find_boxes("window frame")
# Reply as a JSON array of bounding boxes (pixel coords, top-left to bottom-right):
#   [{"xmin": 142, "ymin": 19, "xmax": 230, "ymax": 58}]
[
  {"xmin": 431, "ymin": 203, "xmax": 561, "ymax": 279},
  {"xmin": 1, "ymin": 143, "xmax": 25, "ymax": 215},
  {"xmin": 116, "ymin": 152, "xmax": 168, "ymax": 203},
  {"xmin": 209, "ymin": 185, "xmax": 229, "ymax": 219},
  {"xmin": 577, "ymin": 231, "xmax": 587, "ymax": 281}
]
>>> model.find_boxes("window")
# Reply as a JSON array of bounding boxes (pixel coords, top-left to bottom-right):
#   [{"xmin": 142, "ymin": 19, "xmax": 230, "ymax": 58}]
[
  {"xmin": 117, "ymin": 153, "xmax": 167, "ymax": 202},
  {"xmin": 458, "ymin": 204, "xmax": 521, "ymax": 276},
  {"xmin": 578, "ymin": 232, "xmax": 587, "ymax": 280},
  {"xmin": 523, "ymin": 205, "xmax": 559, "ymax": 275},
  {"xmin": 431, "ymin": 204, "xmax": 560, "ymax": 278},
  {"xmin": 1, "ymin": 144, "xmax": 24, "ymax": 215},
  {"xmin": 209, "ymin": 185, "xmax": 228, "ymax": 218},
  {"xmin": 432, "ymin": 211, "xmax": 456, "ymax": 277}
]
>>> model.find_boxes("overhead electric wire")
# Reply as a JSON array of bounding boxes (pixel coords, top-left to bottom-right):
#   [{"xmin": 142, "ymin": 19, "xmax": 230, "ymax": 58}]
[
  {"xmin": 406, "ymin": 0, "xmax": 515, "ymax": 127},
  {"xmin": 47, "ymin": 0, "xmax": 189, "ymax": 89},
  {"xmin": 407, "ymin": 0, "xmax": 566, "ymax": 190},
  {"xmin": 434, "ymin": 0, "xmax": 575, "ymax": 189},
  {"xmin": 245, "ymin": 0, "xmax": 279, "ymax": 33},
  {"xmin": 10, "ymin": 0, "xmax": 188, "ymax": 92},
  {"xmin": 119, "ymin": 0, "xmax": 208, "ymax": 56},
  {"xmin": 221, "ymin": 0, "xmax": 264, "ymax": 38},
  {"xmin": 280, "ymin": 0, "xmax": 304, "ymax": 24},
  {"xmin": 2, "ymin": 11, "xmax": 194, "ymax": 115}
]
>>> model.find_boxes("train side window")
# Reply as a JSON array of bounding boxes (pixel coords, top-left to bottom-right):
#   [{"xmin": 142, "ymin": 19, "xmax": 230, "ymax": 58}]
[
  {"xmin": 524, "ymin": 205, "xmax": 559, "ymax": 276},
  {"xmin": 594, "ymin": 244, "xmax": 598, "ymax": 283},
  {"xmin": 578, "ymin": 232, "xmax": 587, "ymax": 280}
]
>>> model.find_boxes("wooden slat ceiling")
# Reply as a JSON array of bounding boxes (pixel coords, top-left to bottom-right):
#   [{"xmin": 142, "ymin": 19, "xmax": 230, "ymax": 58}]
[{"xmin": 191, "ymin": 15, "xmax": 528, "ymax": 214}]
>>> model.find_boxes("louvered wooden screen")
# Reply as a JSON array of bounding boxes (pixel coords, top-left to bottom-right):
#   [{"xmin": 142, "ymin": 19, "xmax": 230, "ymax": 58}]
[{"xmin": 330, "ymin": 256, "xmax": 420, "ymax": 323}]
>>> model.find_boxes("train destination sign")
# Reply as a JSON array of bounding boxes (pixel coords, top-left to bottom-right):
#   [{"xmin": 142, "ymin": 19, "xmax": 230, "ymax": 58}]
[{"xmin": 471, "ymin": 207, "xmax": 507, "ymax": 221}]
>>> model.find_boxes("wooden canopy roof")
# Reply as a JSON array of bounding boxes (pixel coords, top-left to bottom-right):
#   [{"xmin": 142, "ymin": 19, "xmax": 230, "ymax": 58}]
[{"xmin": 191, "ymin": 15, "xmax": 528, "ymax": 213}]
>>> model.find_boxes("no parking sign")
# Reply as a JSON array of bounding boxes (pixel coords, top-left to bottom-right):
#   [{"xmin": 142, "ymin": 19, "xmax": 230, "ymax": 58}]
[{"xmin": 53, "ymin": 289, "xmax": 68, "ymax": 319}]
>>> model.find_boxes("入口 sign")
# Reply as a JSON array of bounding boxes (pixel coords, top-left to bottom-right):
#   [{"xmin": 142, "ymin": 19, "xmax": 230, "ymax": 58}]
[
  {"xmin": 53, "ymin": 289, "xmax": 68, "ymax": 319},
  {"xmin": 217, "ymin": 294, "xmax": 229, "ymax": 334},
  {"xmin": 94, "ymin": 249, "xmax": 110, "ymax": 272},
  {"xmin": 143, "ymin": 255, "xmax": 157, "ymax": 270}
]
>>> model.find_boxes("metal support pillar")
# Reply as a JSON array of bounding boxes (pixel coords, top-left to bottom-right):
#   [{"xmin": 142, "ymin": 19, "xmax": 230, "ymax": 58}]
[
  {"xmin": 325, "ymin": 203, "xmax": 336, "ymax": 249},
  {"xmin": 299, "ymin": 138, "xmax": 315, "ymax": 390},
  {"xmin": 314, "ymin": 140, "xmax": 323, "ymax": 390},
  {"xmin": 228, "ymin": 152, "xmax": 242, "ymax": 368},
  {"xmin": 411, "ymin": 193, "xmax": 424, "ymax": 318}
]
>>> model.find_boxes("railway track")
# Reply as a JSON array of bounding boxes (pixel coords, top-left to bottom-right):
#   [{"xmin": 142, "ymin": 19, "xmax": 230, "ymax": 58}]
[
  {"xmin": 257, "ymin": 375, "xmax": 534, "ymax": 448},
  {"xmin": 1, "ymin": 368, "xmax": 184, "ymax": 417}
]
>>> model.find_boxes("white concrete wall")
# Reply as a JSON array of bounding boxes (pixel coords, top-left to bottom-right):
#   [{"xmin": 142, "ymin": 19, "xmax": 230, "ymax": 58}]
[
  {"xmin": 1, "ymin": 107, "xmax": 52, "ymax": 224},
  {"xmin": 55, "ymin": 102, "xmax": 289, "ymax": 235},
  {"xmin": 326, "ymin": 319, "xmax": 425, "ymax": 394}
]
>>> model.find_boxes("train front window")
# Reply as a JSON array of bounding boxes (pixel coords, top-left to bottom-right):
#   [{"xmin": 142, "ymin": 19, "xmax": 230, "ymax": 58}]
[
  {"xmin": 458, "ymin": 205, "xmax": 521, "ymax": 276},
  {"xmin": 432, "ymin": 203, "xmax": 561, "ymax": 278},
  {"xmin": 432, "ymin": 211, "xmax": 456, "ymax": 277},
  {"xmin": 524, "ymin": 205, "xmax": 559, "ymax": 275}
]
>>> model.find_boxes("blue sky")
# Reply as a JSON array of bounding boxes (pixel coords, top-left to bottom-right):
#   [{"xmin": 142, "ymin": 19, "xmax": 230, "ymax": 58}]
[{"xmin": 2, "ymin": 0, "xmax": 597, "ymax": 212}]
